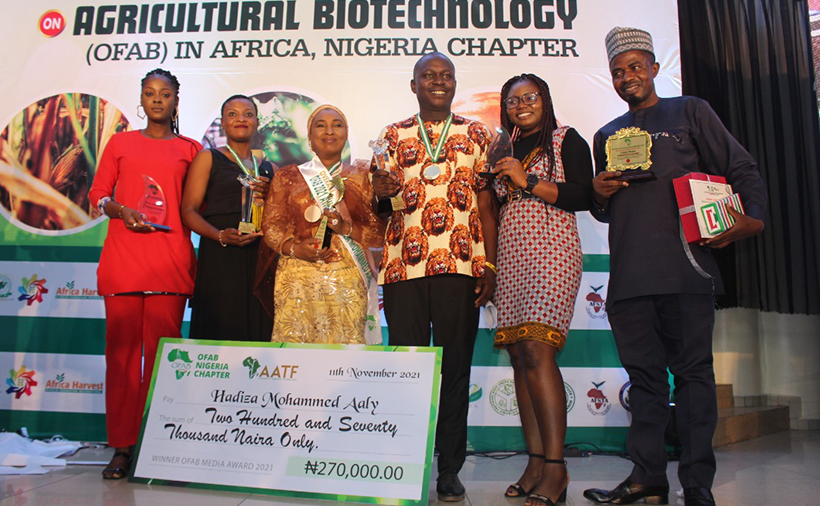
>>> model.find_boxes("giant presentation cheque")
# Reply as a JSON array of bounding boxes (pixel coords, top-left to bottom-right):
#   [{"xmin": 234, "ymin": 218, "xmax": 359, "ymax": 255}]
[{"xmin": 131, "ymin": 339, "xmax": 442, "ymax": 505}]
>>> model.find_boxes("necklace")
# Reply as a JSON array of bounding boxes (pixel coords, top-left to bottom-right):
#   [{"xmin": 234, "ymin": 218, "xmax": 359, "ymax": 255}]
[{"xmin": 416, "ymin": 112, "xmax": 453, "ymax": 181}]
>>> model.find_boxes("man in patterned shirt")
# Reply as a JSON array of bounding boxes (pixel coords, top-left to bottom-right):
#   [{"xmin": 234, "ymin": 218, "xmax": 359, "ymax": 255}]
[{"xmin": 371, "ymin": 51, "xmax": 498, "ymax": 502}]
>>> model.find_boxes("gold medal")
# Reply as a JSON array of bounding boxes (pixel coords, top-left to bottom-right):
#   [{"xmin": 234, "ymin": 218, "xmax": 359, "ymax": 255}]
[{"xmin": 304, "ymin": 205, "xmax": 322, "ymax": 223}]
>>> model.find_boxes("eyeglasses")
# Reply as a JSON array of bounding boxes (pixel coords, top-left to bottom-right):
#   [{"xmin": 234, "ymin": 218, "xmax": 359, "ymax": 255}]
[{"xmin": 504, "ymin": 92, "xmax": 540, "ymax": 109}]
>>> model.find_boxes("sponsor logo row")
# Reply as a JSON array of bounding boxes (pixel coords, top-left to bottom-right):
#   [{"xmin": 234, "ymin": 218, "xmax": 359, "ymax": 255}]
[
  {"xmin": 470, "ymin": 378, "xmax": 631, "ymax": 418},
  {"xmin": 0, "ymin": 273, "xmax": 101, "ymax": 305},
  {"xmin": 6, "ymin": 366, "xmax": 103, "ymax": 398}
]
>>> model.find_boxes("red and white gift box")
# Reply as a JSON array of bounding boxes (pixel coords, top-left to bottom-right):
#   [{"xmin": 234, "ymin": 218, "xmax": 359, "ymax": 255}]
[{"xmin": 673, "ymin": 173, "xmax": 744, "ymax": 243}]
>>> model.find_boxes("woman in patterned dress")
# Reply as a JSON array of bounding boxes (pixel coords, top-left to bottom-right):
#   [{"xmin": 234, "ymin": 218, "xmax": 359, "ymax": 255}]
[
  {"xmin": 261, "ymin": 105, "xmax": 384, "ymax": 343},
  {"xmin": 491, "ymin": 74, "xmax": 593, "ymax": 506}
]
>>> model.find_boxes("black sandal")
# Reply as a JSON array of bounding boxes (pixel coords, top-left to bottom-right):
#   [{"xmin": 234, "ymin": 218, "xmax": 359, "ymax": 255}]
[
  {"xmin": 102, "ymin": 451, "xmax": 132, "ymax": 480},
  {"xmin": 525, "ymin": 459, "xmax": 567, "ymax": 505},
  {"xmin": 504, "ymin": 453, "xmax": 545, "ymax": 498}
]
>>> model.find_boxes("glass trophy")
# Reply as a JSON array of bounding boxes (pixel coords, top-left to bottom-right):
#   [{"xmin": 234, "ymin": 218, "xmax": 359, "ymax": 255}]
[
  {"xmin": 479, "ymin": 126, "xmax": 513, "ymax": 179},
  {"xmin": 137, "ymin": 175, "xmax": 170, "ymax": 231},
  {"xmin": 369, "ymin": 139, "xmax": 405, "ymax": 213},
  {"xmin": 237, "ymin": 174, "xmax": 258, "ymax": 234}
]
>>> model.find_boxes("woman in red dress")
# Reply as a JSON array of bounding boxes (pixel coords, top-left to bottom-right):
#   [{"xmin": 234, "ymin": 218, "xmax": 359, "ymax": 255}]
[{"xmin": 88, "ymin": 69, "xmax": 200, "ymax": 479}]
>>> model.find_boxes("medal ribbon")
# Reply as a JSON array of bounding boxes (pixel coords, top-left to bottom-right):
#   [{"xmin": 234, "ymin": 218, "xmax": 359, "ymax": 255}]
[
  {"xmin": 416, "ymin": 112, "xmax": 453, "ymax": 165},
  {"xmin": 225, "ymin": 144, "xmax": 259, "ymax": 178}
]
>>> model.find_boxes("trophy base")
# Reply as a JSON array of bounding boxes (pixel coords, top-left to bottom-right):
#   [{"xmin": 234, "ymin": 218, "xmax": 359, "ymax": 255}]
[
  {"xmin": 612, "ymin": 169, "xmax": 656, "ymax": 182},
  {"xmin": 478, "ymin": 171, "xmax": 497, "ymax": 180},
  {"xmin": 238, "ymin": 221, "xmax": 257, "ymax": 234},
  {"xmin": 377, "ymin": 196, "xmax": 406, "ymax": 213},
  {"xmin": 376, "ymin": 199, "xmax": 393, "ymax": 214},
  {"xmin": 144, "ymin": 222, "xmax": 171, "ymax": 231}
]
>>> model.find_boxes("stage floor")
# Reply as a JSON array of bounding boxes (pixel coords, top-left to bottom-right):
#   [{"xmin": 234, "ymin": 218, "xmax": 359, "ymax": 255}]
[{"xmin": 1, "ymin": 430, "xmax": 816, "ymax": 505}]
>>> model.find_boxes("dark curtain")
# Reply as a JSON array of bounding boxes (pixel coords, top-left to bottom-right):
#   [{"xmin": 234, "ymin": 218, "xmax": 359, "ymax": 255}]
[{"xmin": 678, "ymin": 0, "xmax": 820, "ymax": 314}]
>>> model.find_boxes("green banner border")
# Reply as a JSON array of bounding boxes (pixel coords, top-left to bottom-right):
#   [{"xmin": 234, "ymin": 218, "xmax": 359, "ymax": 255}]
[{"xmin": 128, "ymin": 339, "xmax": 442, "ymax": 506}]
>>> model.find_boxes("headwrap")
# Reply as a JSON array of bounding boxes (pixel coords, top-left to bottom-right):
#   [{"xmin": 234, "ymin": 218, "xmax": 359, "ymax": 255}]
[
  {"xmin": 307, "ymin": 104, "xmax": 348, "ymax": 132},
  {"xmin": 605, "ymin": 27, "xmax": 654, "ymax": 63}
]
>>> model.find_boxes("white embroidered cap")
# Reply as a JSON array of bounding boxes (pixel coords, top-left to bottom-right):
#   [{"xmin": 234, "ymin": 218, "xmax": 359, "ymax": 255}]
[{"xmin": 605, "ymin": 26, "xmax": 654, "ymax": 63}]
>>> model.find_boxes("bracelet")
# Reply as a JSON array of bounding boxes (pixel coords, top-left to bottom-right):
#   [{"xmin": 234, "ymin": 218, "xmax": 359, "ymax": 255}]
[
  {"xmin": 484, "ymin": 261, "xmax": 497, "ymax": 274},
  {"xmin": 289, "ymin": 240, "xmax": 296, "ymax": 258},
  {"xmin": 343, "ymin": 221, "xmax": 353, "ymax": 237},
  {"xmin": 97, "ymin": 196, "xmax": 112, "ymax": 215},
  {"xmin": 118, "ymin": 204, "xmax": 125, "ymax": 219},
  {"xmin": 218, "ymin": 230, "xmax": 227, "ymax": 248}
]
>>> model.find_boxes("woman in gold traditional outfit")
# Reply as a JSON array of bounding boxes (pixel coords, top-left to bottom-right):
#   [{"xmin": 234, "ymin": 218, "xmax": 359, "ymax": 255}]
[{"xmin": 261, "ymin": 105, "xmax": 384, "ymax": 343}]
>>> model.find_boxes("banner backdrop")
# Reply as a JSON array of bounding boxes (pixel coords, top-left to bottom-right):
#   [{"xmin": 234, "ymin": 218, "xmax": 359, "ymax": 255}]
[{"xmin": 0, "ymin": 0, "xmax": 680, "ymax": 451}]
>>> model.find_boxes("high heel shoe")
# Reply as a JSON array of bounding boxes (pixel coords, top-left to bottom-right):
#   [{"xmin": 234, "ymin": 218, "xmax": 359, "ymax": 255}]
[
  {"xmin": 525, "ymin": 459, "xmax": 568, "ymax": 506},
  {"xmin": 505, "ymin": 453, "xmax": 544, "ymax": 498},
  {"xmin": 101, "ymin": 451, "xmax": 132, "ymax": 480}
]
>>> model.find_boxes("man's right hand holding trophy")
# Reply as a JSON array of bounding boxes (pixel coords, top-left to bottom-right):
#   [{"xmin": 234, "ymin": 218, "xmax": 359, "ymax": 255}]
[{"xmin": 369, "ymin": 138, "xmax": 405, "ymax": 214}]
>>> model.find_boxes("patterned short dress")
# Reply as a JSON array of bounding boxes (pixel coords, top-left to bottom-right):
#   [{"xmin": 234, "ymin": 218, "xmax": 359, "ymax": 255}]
[{"xmin": 492, "ymin": 126, "xmax": 584, "ymax": 350}]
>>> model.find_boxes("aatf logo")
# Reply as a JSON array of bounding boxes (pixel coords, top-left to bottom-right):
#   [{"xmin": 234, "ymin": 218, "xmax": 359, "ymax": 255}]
[
  {"xmin": 619, "ymin": 381, "xmax": 632, "ymax": 412},
  {"xmin": 167, "ymin": 348, "xmax": 193, "ymax": 380},
  {"xmin": 18, "ymin": 275, "xmax": 48, "ymax": 306},
  {"xmin": 489, "ymin": 379, "xmax": 518, "ymax": 416},
  {"xmin": 0, "ymin": 275, "xmax": 11, "ymax": 299},
  {"xmin": 587, "ymin": 381, "xmax": 611, "ymax": 416},
  {"xmin": 585, "ymin": 285, "xmax": 607, "ymax": 319},
  {"xmin": 39, "ymin": 10, "xmax": 66, "ymax": 37},
  {"xmin": 6, "ymin": 366, "xmax": 38, "ymax": 399},
  {"xmin": 242, "ymin": 356, "xmax": 298, "ymax": 380},
  {"xmin": 564, "ymin": 382, "xmax": 576, "ymax": 413}
]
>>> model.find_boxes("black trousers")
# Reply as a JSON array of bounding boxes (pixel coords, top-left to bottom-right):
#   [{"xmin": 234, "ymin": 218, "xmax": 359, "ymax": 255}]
[
  {"xmin": 382, "ymin": 274, "xmax": 479, "ymax": 475},
  {"xmin": 608, "ymin": 294, "xmax": 717, "ymax": 489}
]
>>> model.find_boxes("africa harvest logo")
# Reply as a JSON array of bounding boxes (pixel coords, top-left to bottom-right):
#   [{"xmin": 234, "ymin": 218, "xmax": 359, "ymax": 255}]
[
  {"xmin": 167, "ymin": 348, "xmax": 193, "ymax": 380},
  {"xmin": 55, "ymin": 280, "xmax": 101, "ymax": 300},
  {"xmin": 0, "ymin": 275, "xmax": 11, "ymax": 299},
  {"xmin": 6, "ymin": 366, "xmax": 38, "ymax": 398},
  {"xmin": 587, "ymin": 381, "xmax": 611, "ymax": 416},
  {"xmin": 44, "ymin": 372, "xmax": 103, "ymax": 394},
  {"xmin": 585, "ymin": 284, "xmax": 607, "ymax": 319},
  {"xmin": 18, "ymin": 275, "xmax": 48, "ymax": 306},
  {"xmin": 489, "ymin": 379, "xmax": 518, "ymax": 416}
]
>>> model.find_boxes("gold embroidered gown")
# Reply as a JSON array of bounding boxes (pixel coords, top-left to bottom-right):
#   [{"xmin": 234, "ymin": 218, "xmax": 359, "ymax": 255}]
[{"xmin": 261, "ymin": 161, "xmax": 384, "ymax": 344}]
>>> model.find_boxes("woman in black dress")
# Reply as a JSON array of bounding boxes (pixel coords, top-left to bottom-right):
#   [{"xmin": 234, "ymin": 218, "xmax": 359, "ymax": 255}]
[{"xmin": 181, "ymin": 95, "xmax": 274, "ymax": 341}]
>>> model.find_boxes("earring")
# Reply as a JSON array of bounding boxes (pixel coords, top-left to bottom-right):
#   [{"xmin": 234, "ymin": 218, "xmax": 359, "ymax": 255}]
[
  {"xmin": 511, "ymin": 125, "xmax": 521, "ymax": 142},
  {"xmin": 173, "ymin": 108, "xmax": 179, "ymax": 121},
  {"xmin": 136, "ymin": 105, "xmax": 145, "ymax": 120}
]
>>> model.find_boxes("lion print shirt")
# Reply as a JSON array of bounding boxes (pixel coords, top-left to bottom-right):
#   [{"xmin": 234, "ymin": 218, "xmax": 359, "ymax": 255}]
[{"xmin": 373, "ymin": 114, "xmax": 490, "ymax": 285}]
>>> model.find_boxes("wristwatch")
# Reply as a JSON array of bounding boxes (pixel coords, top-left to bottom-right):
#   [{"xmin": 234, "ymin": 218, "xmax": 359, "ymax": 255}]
[{"xmin": 524, "ymin": 174, "xmax": 539, "ymax": 194}]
